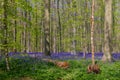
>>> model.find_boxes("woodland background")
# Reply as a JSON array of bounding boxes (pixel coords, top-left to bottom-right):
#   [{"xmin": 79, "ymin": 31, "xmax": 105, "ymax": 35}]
[
  {"xmin": 0, "ymin": 0, "xmax": 120, "ymax": 54},
  {"xmin": 0, "ymin": 0, "xmax": 120, "ymax": 80}
]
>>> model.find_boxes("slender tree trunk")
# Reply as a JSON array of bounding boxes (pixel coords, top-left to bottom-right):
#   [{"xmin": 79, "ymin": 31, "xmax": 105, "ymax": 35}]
[
  {"xmin": 52, "ymin": 1, "xmax": 57, "ymax": 53},
  {"xmin": 13, "ymin": 0, "xmax": 17, "ymax": 52},
  {"xmin": 71, "ymin": 0, "xmax": 77, "ymax": 55},
  {"xmin": 57, "ymin": 0, "xmax": 62, "ymax": 52},
  {"xmin": 83, "ymin": 0, "xmax": 88, "ymax": 58},
  {"xmin": 14, "ymin": 20, "xmax": 17, "ymax": 52},
  {"xmin": 35, "ymin": 5, "xmax": 38, "ymax": 52},
  {"xmin": 3, "ymin": 0, "xmax": 10, "ymax": 71},
  {"xmin": 102, "ymin": 0, "xmax": 113, "ymax": 62},
  {"xmin": 72, "ymin": 27, "xmax": 76, "ymax": 55},
  {"xmin": 24, "ymin": 11, "xmax": 27, "ymax": 52},
  {"xmin": 44, "ymin": 0, "xmax": 51, "ymax": 56},
  {"xmin": 91, "ymin": 0, "xmax": 95, "ymax": 65},
  {"xmin": 28, "ymin": 11, "xmax": 31, "ymax": 52},
  {"xmin": 53, "ymin": 28, "xmax": 56, "ymax": 53}
]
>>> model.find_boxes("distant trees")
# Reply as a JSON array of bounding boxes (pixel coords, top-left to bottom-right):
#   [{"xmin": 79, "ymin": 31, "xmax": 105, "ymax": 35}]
[{"xmin": 0, "ymin": 0, "xmax": 120, "ymax": 62}]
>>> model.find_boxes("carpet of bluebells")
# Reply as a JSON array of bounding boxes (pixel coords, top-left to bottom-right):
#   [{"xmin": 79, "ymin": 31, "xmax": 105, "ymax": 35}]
[
  {"xmin": 7, "ymin": 52, "xmax": 120, "ymax": 60},
  {"xmin": 0, "ymin": 52, "xmax": 120, "ymax": 80}
]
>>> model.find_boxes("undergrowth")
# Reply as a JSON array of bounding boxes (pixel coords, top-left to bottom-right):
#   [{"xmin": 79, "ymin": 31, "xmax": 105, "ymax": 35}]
[{"xmin": 0, "ymin": 57, "xmax": 120, "ymax": 80}]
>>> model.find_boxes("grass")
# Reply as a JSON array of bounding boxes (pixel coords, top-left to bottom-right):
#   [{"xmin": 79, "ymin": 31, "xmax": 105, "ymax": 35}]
[{"xmin": 0, "ymin": 57, "xmax": 120, "ymax": 80}]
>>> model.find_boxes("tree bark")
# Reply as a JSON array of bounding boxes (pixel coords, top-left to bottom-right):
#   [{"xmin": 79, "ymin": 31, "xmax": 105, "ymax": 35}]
[
  {"xmin": 91, "ymin": 0, "xmax": 95, "ymax": 65},
  {"xmin": 3, "ymin": 0, "xmax": 10, "ymax": 71},
  {"xmin": 44, "ymin": 0, "xmax": 51, "ymax": 56},
  {"xmin": 102, "ymin": 0, "xmax": 113, "ymax": 62},
  {"xmin": 57, "ymin": 0, "xmax": 62, "ymax": 52}
]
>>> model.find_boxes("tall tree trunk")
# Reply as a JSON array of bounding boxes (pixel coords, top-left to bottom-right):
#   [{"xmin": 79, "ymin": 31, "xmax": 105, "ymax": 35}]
[
  {"xmin": 71, "ymin": 0, "xmax": 77, "ymax": 55},
  {"xmin": 3, "ymin": 0, "xmax": 10, "ymax": 71},
  {"xmin": 83, "ymin": 0, "xmax": 88, "ymax": 58},
  {"xmin": 44, "ymin": 0, "xmax": 51, "ymax": 56},
  {"xmin": 91, "ymin": 0, "xmax": 95, "ymax": 65},
  {"xmin": 13, "ymin": 0, "xmax": 17, "ymax": 52},
  {"xmin": 35, "ymin": 3, "xmax": 38, "ymax": 52},
  {"xmin": 28, "ymin": 11, "xmax": 31, "ymax": 52},
  {"xmin": 14, "ymin": 19, "xmax": 17, "ymax": 52},
  {"xmin": 102, "ymin": 0, "xmax": 113, "ymax": 62},
  {"xmin": 24, "ymin": 11, "xmax": 27, "ymax": 52},
  {"xmin": 57, "ymin": 0, "xmax": 62, "ymax": 52},
  {"xmin": 52, "ymin": 0, "xmax": 57, "ymax": 53}
]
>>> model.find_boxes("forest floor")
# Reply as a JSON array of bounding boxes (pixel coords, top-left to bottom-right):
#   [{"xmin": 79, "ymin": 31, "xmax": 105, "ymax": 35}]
[{"xmin": 0, "ymin": 53, "xmax": 120, "ymax": 80}]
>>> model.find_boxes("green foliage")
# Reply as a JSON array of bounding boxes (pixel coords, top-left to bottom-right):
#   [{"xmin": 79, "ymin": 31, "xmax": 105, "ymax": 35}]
[
  {"xmin": 0, "ymin": 58, "xmax": 120, "ymax": 80},
  {"xmin": 0, "ymin": 0, "xmax": 120, "ymax": 53}
]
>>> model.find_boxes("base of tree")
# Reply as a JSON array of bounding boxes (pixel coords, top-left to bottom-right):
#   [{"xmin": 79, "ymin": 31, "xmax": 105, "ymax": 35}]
[{"xmin": 101, "ymin": 55, "xmax": 115, "ymax": 62}]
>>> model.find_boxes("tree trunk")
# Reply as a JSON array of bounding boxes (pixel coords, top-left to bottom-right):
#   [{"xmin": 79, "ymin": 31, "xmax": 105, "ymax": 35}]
[
  {"xmin": 12, "ymin": 0, "xmax": 17, "ymax": 52},
  {"xmin": 91, "ymin": 0, "xmax": 95, "ymax": 65},
  {"xmin": 44, "ymin": 0, "xmax": 51, "ymax": 56},
  {"xmin": 3, "ymin": 0, "xmax": 10, "ymax": 71},
  {"xmin": 102, "ymin": 0, "xmax": 113, "ymax": 62},
  {"xmin": 24, "ymin": 11, "xmax": 27, "ymax": 52},
  {"xmin": 27, "ymin": 11, "xmax": 31, "ymax": 52},
  {"xmin": 57, "ymin": 0, "xmax": 62, "ymax": 52}
]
